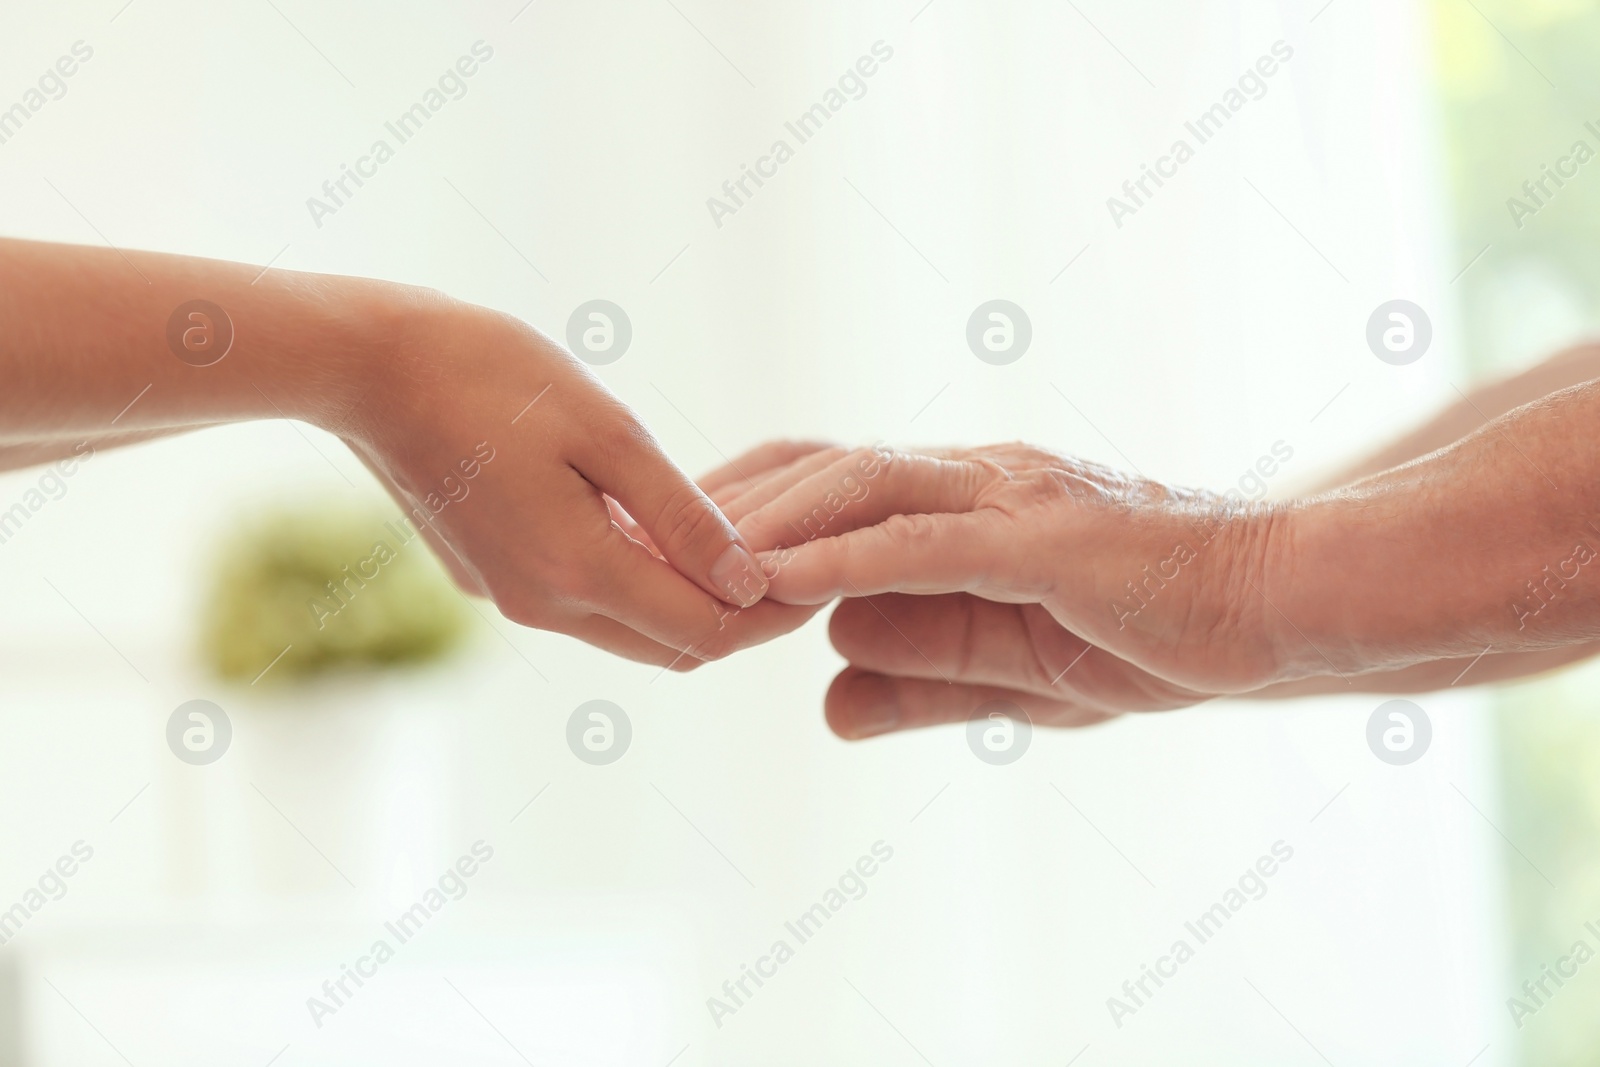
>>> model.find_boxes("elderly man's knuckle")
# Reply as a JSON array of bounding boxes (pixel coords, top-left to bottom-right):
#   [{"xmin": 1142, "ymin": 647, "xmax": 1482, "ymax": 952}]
[
  {"xmin": 842, "ymin": 445, "xmax": 879, "ymax": 467},
  {"xmin": 1033, "ymin": 468, "xmax": 1078, "ymax": 499},
  {"xmin": 801, "ymin": 446, "xmax": 848, "ymax": 471},
  {"xmin": 960, "ymin": 458, "xmax": 1012, "ymax": 503},
  {"xmin": 780, "ymin": 438, "xmax": 835, "ymax": 456},
  {"xmin": 880, "ymin": 511, "xmax": 936, "ymax": 544},
  {"xmin": 970, "ymin": 457, "xmax": 1010, "ymax": 481}
]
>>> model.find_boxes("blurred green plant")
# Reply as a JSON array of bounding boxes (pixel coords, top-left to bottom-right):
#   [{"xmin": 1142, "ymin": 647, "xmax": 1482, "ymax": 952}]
[
  {"xmin": 1433, "ymin": 0, "xmax": 1600, "ymax": 375},
  {"xmin": 1489, "ymin": 660, "xmax": 1600, "ymax": 1062},
  {"xmin": 1432, "ymin": 1, "xmax": 1600, "ymax": 1062},
  {"xmin": 201, "ymin": 501, "xmax": 471, "ymax": 681}
]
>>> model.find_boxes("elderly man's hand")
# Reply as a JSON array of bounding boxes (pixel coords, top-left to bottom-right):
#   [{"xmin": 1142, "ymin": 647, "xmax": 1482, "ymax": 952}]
[
  {"xmin": 711, "ymin": 442, "xmax": 1294, "ymax": 738},
  {"xmin": 712, "ymin": 366, "xmax": 1600, "ymax": 737}
]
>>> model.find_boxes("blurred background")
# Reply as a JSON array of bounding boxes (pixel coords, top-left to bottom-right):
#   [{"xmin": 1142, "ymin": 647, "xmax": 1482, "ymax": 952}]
[{"xmin": 0, "ymin": 0, "xmax": 1592, "ymax": 1062}]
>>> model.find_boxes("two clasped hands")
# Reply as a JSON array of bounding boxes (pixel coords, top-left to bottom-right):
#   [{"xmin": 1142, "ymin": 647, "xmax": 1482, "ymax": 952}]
[{"xmin": 8, "ymin": 239, "xmax": 1600, "ymax": 735}]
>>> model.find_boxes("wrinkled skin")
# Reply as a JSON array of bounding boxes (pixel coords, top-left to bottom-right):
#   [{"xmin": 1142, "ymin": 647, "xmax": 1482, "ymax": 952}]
[{"xmin": 701, "ymin": 442, "xmax": 1284, "ymax": 738}]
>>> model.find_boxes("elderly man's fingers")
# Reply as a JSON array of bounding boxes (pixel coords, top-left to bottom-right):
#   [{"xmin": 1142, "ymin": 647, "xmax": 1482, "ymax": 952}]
[
  {"xmin": 605, "ymin": 495, "xmax": 658, "ymax": 556},
  {"xmin": 709, "ymin": 448, "xmax": 840, "ymax": 512},
  {"xmin": 737, "ymin": 450, "xmax": 999, "ymax": 551},
  {"xmin": 699, "ymin": 440, "xmax": 838, "ymax": 499},
  {"xmin": 717, "ymin": 446, "xmax": 855, "ymax": 523},
  {"xmin": 829, "ymin": 595, "xmax": 1205, "ymax": 712},
  {"xmin": 761, "ymin": 511, "xmax": 1021, "ymax": 605},
  {"xmin": 824, "ymin": 667, "xmax": 1115, "ymax": 740},
  {"xmin": 828, "ymin": 594, "xmax": 1076, "ymax": 697}
]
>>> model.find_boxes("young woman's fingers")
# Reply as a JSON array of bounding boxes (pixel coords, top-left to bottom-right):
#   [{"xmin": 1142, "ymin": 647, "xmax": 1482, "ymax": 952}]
[
  {"xmin": 762, "ymin": 511, "xmax": 1022, "ymax": 605},
  {"xmin": 698, "ymin": 439, "xmax": 837, "ymax": 497},
  {"xmin": 824, "ymin": 667, "xmax": 1115, "ymax": 740},
  {"xmin": 708, "ymin": 598, "xmax": 829, "ymax": 658},
  {"xmin": 737, "ymin": 450, "xmax": 999, "ymax": 551},
  {"xmin": 573, "ymin": 413, "xmax": 768, "ymax": 608},
  {"xmin": 585, "ymin": 534, "xmax": 820, "ymax": 660},
  {"xmin": 560, "ymin": 612, "xmax": 708, "ymax": 670}
]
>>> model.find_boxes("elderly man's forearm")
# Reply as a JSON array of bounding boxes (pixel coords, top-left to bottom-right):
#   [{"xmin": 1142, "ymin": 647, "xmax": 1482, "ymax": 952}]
[
  {"xmin": 1314, "ymin": 342, "xmax": 1600, "ymax": 491},
  {"xmin": 1270, "ymin": 380, "xmax": 1600, "ymax": 676},
  {"xmin": 1247, "ymin": 642, "xmax": 1600, "ymax": 698}
]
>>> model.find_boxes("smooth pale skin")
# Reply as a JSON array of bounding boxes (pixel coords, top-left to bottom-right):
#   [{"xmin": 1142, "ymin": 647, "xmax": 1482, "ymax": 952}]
[
  {"xmin": 0, "ymin": 238, "xmax": 814, "ymax": 668},
  {"xmin": 710, "ymin": 345, "xmax": 1600, "ymax": 738}
]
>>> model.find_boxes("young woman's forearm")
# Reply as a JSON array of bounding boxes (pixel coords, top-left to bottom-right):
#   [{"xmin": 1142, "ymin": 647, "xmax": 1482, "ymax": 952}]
[
  {"xmin": 0, "ymin": 237, "xmax": 408, "ymax": 441},
  {"xmin": 0, "ymin": 427, "xmax": 227, "ymax": 472},
  {"xmin": 1274, "ymin": 380, "xmax": 1600, "ymax": 676},
  {"xmin": 0, "ymin": 237, "xmax": 792, "ymax": 658}
]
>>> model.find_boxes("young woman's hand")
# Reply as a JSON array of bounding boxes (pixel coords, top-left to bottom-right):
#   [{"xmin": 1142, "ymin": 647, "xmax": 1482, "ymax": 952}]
[
  {"xmin": 341, "ymin": 300, "xmax": 816, "ymax": 668},
  {"xmin": 0, "ymin": 238, "xmax": 812, "ymax": 669}
]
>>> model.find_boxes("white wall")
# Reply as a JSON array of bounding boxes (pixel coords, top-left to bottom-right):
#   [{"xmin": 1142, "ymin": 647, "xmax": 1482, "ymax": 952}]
[{"xmin": 0, "ymin": 1, "xmax": 1512, "ymax": 1064}]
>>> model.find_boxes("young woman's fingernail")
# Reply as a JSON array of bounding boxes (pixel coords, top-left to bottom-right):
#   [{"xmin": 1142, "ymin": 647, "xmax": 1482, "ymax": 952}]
[{"xmin": 711, "ymin": 543, "xmax": 768, "ymax": 607}]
